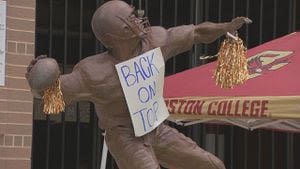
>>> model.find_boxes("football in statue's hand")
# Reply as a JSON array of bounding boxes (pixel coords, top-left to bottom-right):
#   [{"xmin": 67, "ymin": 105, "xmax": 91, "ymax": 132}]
[{"xmin": 27, "ymin": 58, "xmax": 60, "ymax": 90}]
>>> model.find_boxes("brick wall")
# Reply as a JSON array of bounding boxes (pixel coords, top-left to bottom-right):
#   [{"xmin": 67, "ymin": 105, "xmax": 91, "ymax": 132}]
[{"xmin": 0, "ymin": 0, "xmax": 35, "ymax": 169}]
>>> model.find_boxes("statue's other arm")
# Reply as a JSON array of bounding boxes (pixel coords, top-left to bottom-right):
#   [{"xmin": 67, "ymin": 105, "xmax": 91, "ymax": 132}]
[
  {"xmin": 26, "ymin": 57, "xmax": 92, "ymax": 105},
  {"xmin": 59, "ymin": 65, "xmax": 92, "ymax": 105}
]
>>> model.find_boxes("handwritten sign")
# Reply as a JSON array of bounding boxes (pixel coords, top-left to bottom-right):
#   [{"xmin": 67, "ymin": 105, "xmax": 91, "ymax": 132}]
[
  {"xmin": 116, "ymin": 48, "xmax": 169, "ymax": 136},
  {"xmin": 0, "ymin": 1, "xmax": 6, "ymax": 86}
]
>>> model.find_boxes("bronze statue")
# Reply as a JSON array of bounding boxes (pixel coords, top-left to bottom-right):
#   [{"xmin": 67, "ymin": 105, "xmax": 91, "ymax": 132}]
[{"xmin": 26, "ymin": 0, "xmax": 251, "ymax": 168}]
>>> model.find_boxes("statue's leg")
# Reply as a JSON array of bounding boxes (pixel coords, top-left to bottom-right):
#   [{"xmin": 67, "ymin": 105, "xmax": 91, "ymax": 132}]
[
  {"xmin": 105, "ymin": 126, "xmax": 161, "ymax": 169},
  {"xmin": 153, "ymin": 124, "xmax": 225, "ymax": 169}
]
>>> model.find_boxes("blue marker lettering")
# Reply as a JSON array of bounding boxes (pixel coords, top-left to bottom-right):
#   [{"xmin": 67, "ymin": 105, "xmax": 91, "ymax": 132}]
[
  {"xmin": 120, "ymin": 65, "xmax": 136, "ymax": 87},
  {"xmin": 133, "ymin": 108, "xmax": 147, "ymax": 132},
  {"xmin": 139, "ymin": 56, "xmax": 151, "ymax": 78},
  {"xmin": 137, "ymin": 81, "xmax": 157, "ymax": 103},
  {"xmin": 147, "ymin": 52, "xmax": 159, "ymax": 75},
  {"xmin": 138, "ymin": 86, "xmax": 150, "ymax": 103}
]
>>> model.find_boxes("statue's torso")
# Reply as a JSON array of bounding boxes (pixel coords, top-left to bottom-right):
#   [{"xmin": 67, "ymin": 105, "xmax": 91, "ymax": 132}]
[
  {"xmin": 73, "ymin": 27, "xmax": 169, "ymax": 129},
  {"xmin": 78, "ymin": 52, "xmax": 133, "ymax": 129}
]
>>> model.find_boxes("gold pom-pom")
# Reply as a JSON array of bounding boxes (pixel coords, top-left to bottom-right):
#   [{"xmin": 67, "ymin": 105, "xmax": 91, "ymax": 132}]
[
  {"xmin": 214, "ymin": 33, "xmax": 249, "ymax": 89},
  {"xmin": 42, "ymin": 79, "xmax": 65, "ymax": 114}
]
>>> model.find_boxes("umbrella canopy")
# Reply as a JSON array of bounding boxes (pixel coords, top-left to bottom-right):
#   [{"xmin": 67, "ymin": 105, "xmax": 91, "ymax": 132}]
[{"xmin": 164, "ymin": 32, "xmax": 300, "ymax": 132}]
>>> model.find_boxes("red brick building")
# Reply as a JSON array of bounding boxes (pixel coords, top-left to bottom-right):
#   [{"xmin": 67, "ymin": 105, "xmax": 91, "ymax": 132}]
[{"xmin": 0, "ymin": 0, "xmax": 35, "ymax": 169}]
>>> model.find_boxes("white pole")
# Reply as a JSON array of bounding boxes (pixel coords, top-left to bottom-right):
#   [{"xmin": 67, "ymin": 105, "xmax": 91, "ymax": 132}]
[{"xmin": 100, "ymin": 137, "xmax": 108, "ymax": 169}]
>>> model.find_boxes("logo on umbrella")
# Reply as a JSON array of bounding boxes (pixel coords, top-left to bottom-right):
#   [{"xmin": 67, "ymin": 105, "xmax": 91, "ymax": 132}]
[{"xmin": 247, "ymin": 50, "xmax": 293, "ymax": 79}]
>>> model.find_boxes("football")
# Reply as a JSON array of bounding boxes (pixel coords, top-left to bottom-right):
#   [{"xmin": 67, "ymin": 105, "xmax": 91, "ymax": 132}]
[{"xmin": 27, "ymin": 58, "xmax": 60, "ymax": 90}]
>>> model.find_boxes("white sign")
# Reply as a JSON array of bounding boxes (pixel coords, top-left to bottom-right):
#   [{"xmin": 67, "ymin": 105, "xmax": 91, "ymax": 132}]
[
  {"xmin": 115, "ymin": 48, "xmax": 169, "ymax": 136},
  {"xmin": 0, "ymin": 1, "xmax": 6, "ymax": 86}
]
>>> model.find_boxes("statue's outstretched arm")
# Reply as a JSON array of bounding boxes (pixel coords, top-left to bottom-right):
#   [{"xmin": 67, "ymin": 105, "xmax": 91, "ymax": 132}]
[
  {"xmin": 161, "ymin": 17, "xmax": 251, "ymax": 61},
  {"xmin": 194, "ymin": 17, "xmax": 252, "ymax": 44}
]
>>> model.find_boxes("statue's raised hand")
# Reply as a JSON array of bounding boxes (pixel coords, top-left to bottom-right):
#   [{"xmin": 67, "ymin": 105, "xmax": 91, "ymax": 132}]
[
  {"xmin": 26, "ymin": 55, "xmax": 47, "ymax": 78},
  {"xmin": 227, "ymin": 17, "xmax": 252, "ymax": 33}
]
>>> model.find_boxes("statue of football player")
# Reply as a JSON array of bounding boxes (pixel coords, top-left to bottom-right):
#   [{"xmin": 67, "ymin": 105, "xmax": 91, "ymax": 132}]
[{"xmin": 26, "ymin": 0, "xmax": 251, "ymax": 168}]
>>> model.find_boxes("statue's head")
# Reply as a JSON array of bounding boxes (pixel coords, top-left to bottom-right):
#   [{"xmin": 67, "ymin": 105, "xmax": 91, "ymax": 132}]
[{"xmin": 91, "ymin": 0, "xmax": 150, "ymax": 49}]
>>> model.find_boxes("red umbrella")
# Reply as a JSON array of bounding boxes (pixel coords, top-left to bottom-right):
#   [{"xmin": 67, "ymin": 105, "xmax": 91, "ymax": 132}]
[{"xmin": 164, "ymin": 32, "xmax": 300, "ymax": 132}]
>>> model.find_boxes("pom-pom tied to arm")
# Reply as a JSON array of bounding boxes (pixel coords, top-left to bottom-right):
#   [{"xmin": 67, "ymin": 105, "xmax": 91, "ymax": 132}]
[
  {"xmin": 42, "ymin": 79, "xmax": 65, "ymax": 114},
  {"xmin": 213, "ymin": 32, "xmax": 249, "ymax": 89}
]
